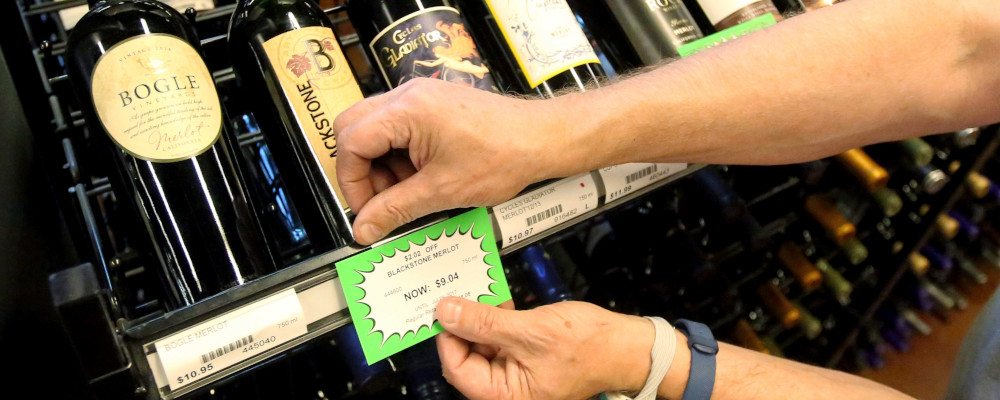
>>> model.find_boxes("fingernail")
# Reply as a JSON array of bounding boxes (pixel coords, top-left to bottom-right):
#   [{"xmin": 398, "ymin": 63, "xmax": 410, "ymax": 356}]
[
  {"xmin": 359, "ymin": 223, "xmax": 382, "ymax": 244},
  {"xmin": 438, "ymin": 298, "xmax": 461, "ymax": 325}
]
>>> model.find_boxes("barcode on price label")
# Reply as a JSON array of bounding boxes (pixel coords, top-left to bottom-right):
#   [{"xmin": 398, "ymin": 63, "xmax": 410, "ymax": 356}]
[
  {"xmin": 526, "ymin": 204, "xmax": 563, "ymax": 226},
  {"xmin": 493, "ymin": 173, "xmax": 598, "ymax": 248},
  {"xmin": 152, "ymin": 289, "xmax": 308, "ymax": 391},
  {"xmin": 599, "ymin": 163, "xmax": 687, "ymax": 203},
  {"xmin": 200, "ymin": 335, "xmax": 253, "ymax": 364}
]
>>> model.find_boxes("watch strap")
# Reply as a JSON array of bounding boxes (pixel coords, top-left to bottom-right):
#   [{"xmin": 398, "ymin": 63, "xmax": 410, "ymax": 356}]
[{"xmin": 674, "ymin": 319, "xmax": 718, "ymax": 400}]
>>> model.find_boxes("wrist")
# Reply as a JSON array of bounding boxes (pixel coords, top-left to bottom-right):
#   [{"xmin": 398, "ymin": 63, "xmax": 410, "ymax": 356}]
[
  {"xmin": 601, "ymin": 313, "xmax": 654, "ymax": 394},
  {"xmin": 540, "ymin": 92, "xmax": 614, "ymax": 179},
  {"xmin": 659, "ymin": 328, "xmax": 691, "ymax": 399}
]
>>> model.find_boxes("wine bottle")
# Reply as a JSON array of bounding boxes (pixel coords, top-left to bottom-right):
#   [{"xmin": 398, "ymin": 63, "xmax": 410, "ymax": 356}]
[
  {"xmin": 731, "ymin": 318, "xmax": 770, "ymax": 354},
  {"xmin": 776, "ymin": 242, "xmax": 823, "ymax": 292},
  {"xmin": 880, "ymin": 327, "xmax": 911, "ymax": 353},
  {"xmin": 346, "ymin": 0, "xmax": 500, "ymax": 91},
  {"xmin": 757, "ymin": 282, "xmax": 801, "ymax": 328},
  {"xmin": 896, "ymin": 138, "xmax": 934, "ymax": 167},
  {"xmin": 456, "ymin": 0, "xmax": 605, "ymax": 96},
  {"xmin": 920, "ymin": 245, "xmax": 954, "ymax": 273},
  {"xmin": 66, "ymin": 0, "xmax": 274, "ymax": 308},
  {"xmin": 792, "ymin": 301, "xmax": 822, "ymax": 340},
  {"xmin": 894, "ymin": 302, "xmax": 932, "ymax": 335},
  {"xmin": 965, "ymin": 171, "xmax": 992, "ymax": 199},
  {"xmin": 800, "ymin": 0, "xmax": 839, "ymax": 10},
  {"xmin": 804, "ymin": 194, "xmax": 856, "ymax": 246},
  {"xmin": 908, "ymin": 252, "xmax": 930, "ymax": 276},
  {"xmin": 835, "ymin": 149, "xmax": 889, "ymax": 192},
  {"xmin": 694, "ymin": 0, "xmax": 783, "ymax": 30},
  {"xmin": 934, "ymin": 214, "xmax": 960, "ymax": 240},
  {"xmin": 521, "ymin": 244, "xmax": 574, "ymax": 303},
  {"xmin": 955, "ymin": 252, "xmax": 988, "ymax": 284},
  {"xmin": 570, "ymin": 0, "xmax": 703, "ymax": 68},
  {"xmin": 814, "ymin": 259, "xmax": 851, "ymax": 305},
  {"xmin": 949, "ymin": 210, "xmax": 980, "ymax": 242},
  {"xmin": 332, "ymin": 325, "xmax": 398, "ymax": 395},
  {"xmin": 871, "ymin": 187, "xmax": 903, "ymax": 217},
  {"xmin": 687, "ymin": 168, "xmax": 769, "ymax": 250},
  {"xmin": 903, "ymin": 164, "xmax": 950, "ymax": 195},
  {"xmin": 401, "ymin": 340, "xmax": 454, "ymax": 400},
  {"xmin": 228, "ymin": 0, "xmax": 366, "ymax": 251}
]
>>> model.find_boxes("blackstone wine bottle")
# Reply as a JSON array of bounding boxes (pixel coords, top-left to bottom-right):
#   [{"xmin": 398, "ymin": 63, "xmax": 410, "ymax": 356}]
[
  {"xmin": 66, "ymin": 0, "xmax": 275, "ymax": 308},
  {"xmin": 229, "ymin": 0, "xmax": 363, "ymax": 251}
]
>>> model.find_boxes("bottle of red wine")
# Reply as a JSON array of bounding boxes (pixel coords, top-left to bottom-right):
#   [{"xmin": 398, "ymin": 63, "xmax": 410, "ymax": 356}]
[
  {"xmin": 346, "ymin": 0, "xmax": 500, "ymax": 92},
  {"xmin": 455, "ymin": 0, "xmax": 606, "ymax": 97},
  {"xmin": 569, "ymin": 0, "xmax": 703, "ymax": 70},
  {"xmin": 228, "ymin": 0, "xmax": 363, "ymax": 251},
  {"xmin": 66, "ymin": 0, "xmax": 275, "ymax": 308}
]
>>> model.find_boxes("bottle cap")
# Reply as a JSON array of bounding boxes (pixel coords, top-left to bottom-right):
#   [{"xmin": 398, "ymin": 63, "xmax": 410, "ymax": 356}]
[
  {"xmin": 805, "ymin": 195, "xmax": 856, "ymax": 245},
  {"xmin": 871, "ymin": 188, "xmax": 902, "ymax": 217},
  {"xmin": 953, "ymin": 128, "xmax": 980, "ymax": 148},
  {"xmin": 908, "ymin": 252, "xmax": 930, "ymax": 276},
  {"xmin": 840, "ymin": 237, "xmax": 869, "ymax": 265},
  {"xmin": 835, "ymin": 148, "xmax": 889, "ymax": 192},
  {"xmin": 899, "ymin": 138, "xmax": 934, "ymax": 167},
  {"xmin": 815, "ymin": 259, "xmax": 852, "ymax": 305},
  {"xmin": 966, "ymin": 172, "xmax": 991, "ymax": 199},
  {"xmin": 935, "ymin": 214, "xmax": 959, "ymax": 240},
  {"xmin": 777, "ymin": 242, "xmax": 824, "ymax": 292},
  {"xmin": 757, "ymin": 282, "xmax": 802, "ymax": 328},
  {"xmin": 792, "ymin": 301, "xmax": 822, "ymax": 340}
]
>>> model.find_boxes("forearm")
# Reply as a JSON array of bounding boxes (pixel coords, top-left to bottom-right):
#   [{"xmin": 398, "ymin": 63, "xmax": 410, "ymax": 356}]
[
  {"xmin": 656, "ymin": 334, "xmax": 913, "ymax": 400},
  {"xmin": 547, "ymin": 0, "xmax": 1000, "ymax": 177}
]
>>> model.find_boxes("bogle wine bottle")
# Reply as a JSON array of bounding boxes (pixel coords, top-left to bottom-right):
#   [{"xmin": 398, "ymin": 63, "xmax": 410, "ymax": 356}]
[
  {"xmin": 229, "ymin": 0, "xmax": 363, "ymax": 251},
  {"xmin": 66, "ymin": 0, "xmax": 274, "ymax": 308}
]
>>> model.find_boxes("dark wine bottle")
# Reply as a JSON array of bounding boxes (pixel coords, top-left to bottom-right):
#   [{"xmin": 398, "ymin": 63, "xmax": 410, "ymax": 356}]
[
  {"xmin": 346, "ymin": 0, "xmax": 499, "ymax": 91},
  {"xmin": 332, "ymin": 325, "xmax": 398, "ymax": 396},
  {"xmin": 229, "ymin": 0, "xmax": 365, "ymax": 251},
  {"xmin": 694, "ymin": 0, "xmax": 783, "ymax": 30},
  {"xmin": 66, "ymin": 0, "xmax": 274, "ymax": 308},
  {"xmin": 455, "ymin": 0, "xmax": 606, "ymax": 96},
  {"xmin": 687, "ymin": 168, "xmax": 769, "ymax": 250},
  {"xmin": 401, "ymin": 340, "xmax": 454, "ymax": 400},
  {"xmin": 520, "ymin": 244, "xmax": 574, "ymax": 304},
  {"xmin": 568, "ymin": 0, "xmax": 703, "ymax": 69}
]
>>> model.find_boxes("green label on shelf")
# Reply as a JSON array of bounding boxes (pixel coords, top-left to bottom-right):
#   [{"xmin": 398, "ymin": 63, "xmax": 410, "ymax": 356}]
[
  {"xmin": 335, "ymin": 207, "xmax": 510, "ymax": 363},
  {"xmin": 677, "ymin": 13, "xmax": 778, "ymax": 58}
]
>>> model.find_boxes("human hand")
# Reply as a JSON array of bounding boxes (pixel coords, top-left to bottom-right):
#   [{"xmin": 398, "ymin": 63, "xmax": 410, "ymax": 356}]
[
  {"xmin": 434, "ymin": 297, "xmax": 655, "ymax": 400},
  {"xmin": 334, "ymin": 78, "xmax": 580, "ymax": 245}
]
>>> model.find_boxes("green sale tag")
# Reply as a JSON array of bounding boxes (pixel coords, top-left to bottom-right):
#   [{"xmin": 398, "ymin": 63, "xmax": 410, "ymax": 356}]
[
  {"xmin": 677, "ymin": 13, "xmax": 778, "ymax": 58},
  {"xmin": 335, "ymin": 207, "xmax": 511, "ymax": 363}
]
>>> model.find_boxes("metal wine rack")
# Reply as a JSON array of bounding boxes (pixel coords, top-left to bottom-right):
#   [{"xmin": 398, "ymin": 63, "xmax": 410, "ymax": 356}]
[
  {"xmin": 4, "ymin": 1, "xmax": 699, "ymax": 398},
  {"xmin": 6, "ymin": 0, "xmax": 999, "ymax": 399}
]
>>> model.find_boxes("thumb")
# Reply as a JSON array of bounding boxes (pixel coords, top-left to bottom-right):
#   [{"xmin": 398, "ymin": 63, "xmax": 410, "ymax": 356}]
[
  {"xmin": 436, "ymin": 297, "xmax": 521, "ymax": 347},
  {"xmin": 352, "ymin": 171, "xmax": 442, "ymax": 245}
]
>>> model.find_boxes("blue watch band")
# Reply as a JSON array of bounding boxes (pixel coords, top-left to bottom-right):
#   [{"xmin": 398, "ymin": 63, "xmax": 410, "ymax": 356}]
[{"xmin": 674, "ymin": 319, "xmax": 718, "ymax": 400}]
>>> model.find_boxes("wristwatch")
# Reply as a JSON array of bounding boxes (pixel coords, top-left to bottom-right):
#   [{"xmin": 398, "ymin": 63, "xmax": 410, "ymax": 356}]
[{"xmin": 673, "ymin": 319, "xmax": 718, "ymax": 400}]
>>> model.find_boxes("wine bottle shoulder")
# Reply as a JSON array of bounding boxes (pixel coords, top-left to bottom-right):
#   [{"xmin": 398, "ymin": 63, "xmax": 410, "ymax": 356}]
[{"xmin": 230, "ymin": 0, "xmax": 332, "ymax": 43}]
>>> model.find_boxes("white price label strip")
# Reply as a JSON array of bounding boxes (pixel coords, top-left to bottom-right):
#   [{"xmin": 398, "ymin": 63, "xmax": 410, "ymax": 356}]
[
  {"xmin": 494, "ymin": 173, "xmax": 599, "ymax": 248},
  {"xmin": 599, "ymin": 163, "xmax": 687, "ymax": 203},
  {"xmin": 153, "ymin": 289, "xmax": 307, "ymax": 391}
]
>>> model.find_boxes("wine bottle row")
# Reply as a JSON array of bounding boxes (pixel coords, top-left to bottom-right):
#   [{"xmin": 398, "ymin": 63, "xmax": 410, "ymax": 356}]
[{"xmin": 10, "ymin": 0, "xmax": 995, "ymax": 398}]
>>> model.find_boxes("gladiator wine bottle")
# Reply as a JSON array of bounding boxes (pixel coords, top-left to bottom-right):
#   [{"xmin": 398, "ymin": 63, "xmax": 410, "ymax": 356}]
[
  {"xmin": 66, "ymin": 0, "xmax": 274, "ymax": 308},
  {"xmin": 228, "ymin": 0, "xmax": 363, "ymax": 251},
  {"xmin": 694, "ymin": 0, "xmax": 782, "ymax": 30},
  {"xmin": 455, "ymin": 0, "xmax": 606, "ymax": 96},
  {"xmin": 346, "ymin": 0, "xmax": 499, "ymax": 91}
]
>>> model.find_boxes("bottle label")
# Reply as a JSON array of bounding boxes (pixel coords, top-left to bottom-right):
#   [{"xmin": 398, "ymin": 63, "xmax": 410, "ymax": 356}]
[
  {"xmin": 369, "ymin": 6, "xmax": 497, "ymax": 91},
  {"xmin": 263, "ymin": 26, "xmax": 363, "ymax": 211},
  {"xmin": 644, "ymin": 0, "xmax": 702, "ymax": 44},
  {"xmin": 705, "ymin": 0, "xmax": 782, "ymax": 29},
  {"xmin": 483, "ymin": 0, "xmax": 600, "ymax": 88},
  {"xmin": 91, "ymin": 34, "xmax": 222, "ymax": 162}
]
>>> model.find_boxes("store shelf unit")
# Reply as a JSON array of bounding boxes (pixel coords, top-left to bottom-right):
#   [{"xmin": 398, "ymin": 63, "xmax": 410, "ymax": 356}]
[{"xmin": 826, "ymin": 129, "xmax": 1000, "ymax": 368}]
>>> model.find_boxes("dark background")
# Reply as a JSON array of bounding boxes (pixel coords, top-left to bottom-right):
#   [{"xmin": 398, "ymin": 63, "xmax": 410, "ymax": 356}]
[{"xmin": 0, "ymin": 40, "xmax": 90, "ymax": 397}]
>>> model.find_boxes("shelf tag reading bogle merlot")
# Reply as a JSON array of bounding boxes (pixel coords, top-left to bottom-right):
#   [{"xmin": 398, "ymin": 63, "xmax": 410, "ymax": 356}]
[
  {"xmin": 370, "ymin": 6, "xmax": 497, "ymax": 91},
  {"xmin": 335, "ymin": 208, "xmax": 510, "ymax": 363},
  {"xmin": 152, "ymin": 289, "xmax": 308, "ymax": 391},
  {"xmin": 263, "ymin": 26, "xmax": 364, "ymax": 210}
]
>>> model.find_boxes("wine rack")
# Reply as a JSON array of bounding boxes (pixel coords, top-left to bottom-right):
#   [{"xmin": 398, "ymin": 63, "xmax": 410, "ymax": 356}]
[{"xmin": 4, "ymin": 0, "xmax": 998, "ymax": 399}]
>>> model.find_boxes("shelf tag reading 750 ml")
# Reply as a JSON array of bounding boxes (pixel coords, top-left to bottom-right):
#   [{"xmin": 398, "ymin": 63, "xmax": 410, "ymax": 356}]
[
  {"xmin": 153, "ymin": 289, "xmax": 307, "ymax": 391},
  {"xmin": 600, "ymin": 163, "xmax": 688, "ymax": 203},
  {"xmin": 336, "ymin": 208, "xmax": 510, "ymax": 363},
  {"xmin": 494, "ymin": 173, "xmax": 599, "ymax": 248}
]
